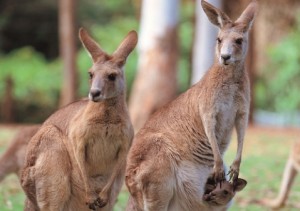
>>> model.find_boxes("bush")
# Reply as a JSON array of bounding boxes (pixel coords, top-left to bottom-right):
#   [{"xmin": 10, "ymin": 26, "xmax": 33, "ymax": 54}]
[
  {"xmin": 255, "ymin": 17, "xmax": 300, "ymax": 113},
  {"xmin": 0, "ymin": 47, "xmax": 61, "ymax": 122}
]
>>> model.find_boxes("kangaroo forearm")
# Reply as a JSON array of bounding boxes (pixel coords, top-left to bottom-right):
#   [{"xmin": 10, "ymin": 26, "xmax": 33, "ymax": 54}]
[
  {"xmin": 101, "ymin": 150, "xmax": 127, "ymax": 195},
  {"xmin": 75, "ymin": 143, "xmax": 92, "ymax": 194}
]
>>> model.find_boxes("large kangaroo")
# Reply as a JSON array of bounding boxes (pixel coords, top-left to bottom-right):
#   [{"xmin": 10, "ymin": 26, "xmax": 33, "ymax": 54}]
[
  {"xmin": 21, "ymin": 28, "xmax": 137, "ymax": 211},
  {"xmin": 125, "ymin": 1, "xmax": 257, "ymax": 210},
  {"xmin": 259, "ymin": 140, "xmax": 300, "ymax": 208}
]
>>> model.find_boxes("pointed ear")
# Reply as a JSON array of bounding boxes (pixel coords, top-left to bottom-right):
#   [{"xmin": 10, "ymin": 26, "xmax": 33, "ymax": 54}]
[
  {"xmin": 79, "ymin": 28, "xmax": 107, "ymax": 63},
  {"xmin": 112, "ymin": 30, "xmax": 138, "ymax": 66},
  {"xmin": 234, "ymin": 178, "xmax": 247, "ymax": 192},
  {"xmin": 235, "ymin": 0, "xmax": 258, "ymax": 32},
  {"xmin": 201, "ymin": 0, "xmax": 232, "ymax": 28}
]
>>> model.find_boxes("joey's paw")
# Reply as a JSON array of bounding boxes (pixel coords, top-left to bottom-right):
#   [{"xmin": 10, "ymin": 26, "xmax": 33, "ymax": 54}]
[{"xmin": 86, "ymin": 197, "xmax": 107, "ymax": 210}]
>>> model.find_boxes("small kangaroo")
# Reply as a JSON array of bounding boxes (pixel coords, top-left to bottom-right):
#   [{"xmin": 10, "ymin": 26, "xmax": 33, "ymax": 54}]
[
  {"xmin": 125, "ymin": 1, "xmax": 257, "ymax": 210},
  {"xmin": 259, "ymin": 140, "xmax": 300, "ymax": 209},
  {"xmin": 0, "ymin": 125, "xmax": 39, "ymax": 182},
  {"xmin": 203, "ymin": 177, "xmax": 247, "ymax": 207},
  {"xmin": 21, "ymin": 28, "xmax": 137, "ymax": 211}
]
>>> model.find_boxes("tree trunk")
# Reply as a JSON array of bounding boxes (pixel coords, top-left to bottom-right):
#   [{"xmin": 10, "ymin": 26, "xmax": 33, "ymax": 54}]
[
  {"xmin": 59, "ymin": 0, "xmax": 78, "ymax": 107},
  {"xmin": 129, "ymin": 0, "xmax": 180, "ymax": 132},
  {"xmin": 191, "ymin": 0, "xmax": 221, "ymax": 85}
]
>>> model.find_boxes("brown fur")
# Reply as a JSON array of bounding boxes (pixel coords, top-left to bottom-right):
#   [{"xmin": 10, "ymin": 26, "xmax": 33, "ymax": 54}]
[
  {"xmin": 0, "ymin": 125, "xmax": 39, "ymax": 181},
  {"xmin": 259, "ymin": 140, "xmax": 300, "ymax": 209},
  {"xmin": 20, "ymin": 28, "xmax": 137, "ymax": 211},
  {"xmin": 125, "ymin": 1, "xmax": 257, "ymax": 210},
  {"xmin": 203, "ymin": 177, "xmax": 247, "ymax": 206}
]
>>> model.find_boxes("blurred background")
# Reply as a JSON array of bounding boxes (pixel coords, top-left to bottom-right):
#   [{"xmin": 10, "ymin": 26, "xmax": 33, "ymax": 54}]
[{"xmin": 0, "ymin": 0, "xmax": 299, "ymax": 210}]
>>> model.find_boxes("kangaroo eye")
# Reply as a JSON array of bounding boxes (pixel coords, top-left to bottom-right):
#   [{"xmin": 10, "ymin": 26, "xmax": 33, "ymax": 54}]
[
  {"xmin": 88, "ymin": 72, "xmax": 93, "ymax": 79},
  {"xmin": 235, "ymin": 38, "xmax": 243, "ymax": 45},
  {"xmin": 108, "ymin": 73, "xmax": 116, "ymax": 81},
  {"xmin": 217, "ymin": 38, "xmax": 222, "ymax": 44},
  {"xmin": 223, "ymin": 190, "xmax": 229, "ymax": 195}
]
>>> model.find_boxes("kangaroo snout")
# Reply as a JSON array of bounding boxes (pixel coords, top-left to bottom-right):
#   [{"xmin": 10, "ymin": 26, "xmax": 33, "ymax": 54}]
[
  {"xmin": 89, "ymin": 88, "xmax": 102, "ymax": 101},
  {"xmin": 221, "ymin": 54, "xmax": 231, "ymax": 62}
]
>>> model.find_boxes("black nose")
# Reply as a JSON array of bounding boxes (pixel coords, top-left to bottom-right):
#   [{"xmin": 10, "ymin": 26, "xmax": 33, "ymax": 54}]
[
  {"xmin": 221, "ymin": 54, "xmax": 231, "ymax": 61},
  {"xmin": 90, "ymin": 89, "xmax": 101, "ymax": 99}
]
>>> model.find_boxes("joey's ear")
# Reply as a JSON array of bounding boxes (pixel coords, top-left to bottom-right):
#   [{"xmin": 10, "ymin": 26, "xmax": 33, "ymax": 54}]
[
  {"xmin": 235, "ymin": 0, "xmax": 258, "ymax": 32},
  {"xmin": 201, "ymin": 0, "xmax": 232, "ymax": 28},
  {"xmin": 234, "ymin": 178, "xmax": 247, "ymax": 192},
  {"xmin": 79, "ymin": 28, "xmax": 107, "ymax": 63},
  {"xmin": 112, "ymin": 30, "xmax": 138, "ymax": 67}
]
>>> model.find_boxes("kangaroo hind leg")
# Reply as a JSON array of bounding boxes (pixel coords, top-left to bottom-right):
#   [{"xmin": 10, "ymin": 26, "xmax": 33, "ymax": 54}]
[{"xmin": 22, "ymin": 125, "xmax": 72, "ymax": 211}]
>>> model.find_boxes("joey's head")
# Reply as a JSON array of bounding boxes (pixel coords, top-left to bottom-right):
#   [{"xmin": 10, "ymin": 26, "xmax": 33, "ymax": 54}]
[
  {"xmin": 79, "ymin": 28, "xmax": 138, "ymax": 102},
  {"xmin": 201, "ymin": 0, "xmax": 257, "ymax": 66},
  {"xmin": 203, "ymin": 178, "xmax": 247, "ymax": 206}
]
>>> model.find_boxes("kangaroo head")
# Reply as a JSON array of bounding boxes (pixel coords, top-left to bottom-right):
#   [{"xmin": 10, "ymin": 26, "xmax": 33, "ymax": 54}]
[
  {"xmin": 201, "ymin": 0, "xmax": 257, "ymax": 66},
  {"xmin": 79, "ymin": 28, "xmax": 138, "ymax": 102},
  {"xmin": 203, "ymin": 178, "xmax": 247, "ymax": 206}
]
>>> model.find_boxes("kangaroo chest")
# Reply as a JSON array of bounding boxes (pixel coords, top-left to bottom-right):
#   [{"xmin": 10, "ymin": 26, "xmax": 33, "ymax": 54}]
[
  {"xmin": 83, "ymin": 123, "xmax": 126, "ymax": 173},
  {"xmin": 214, "ymin": 84, "xmax": 240, "ymax": 149}
]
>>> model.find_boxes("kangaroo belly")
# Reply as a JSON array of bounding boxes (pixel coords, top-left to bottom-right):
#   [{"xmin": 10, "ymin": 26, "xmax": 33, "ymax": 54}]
[{"xmin": 174, "ymin": 161, "xmax": 212, "ymax": 210}]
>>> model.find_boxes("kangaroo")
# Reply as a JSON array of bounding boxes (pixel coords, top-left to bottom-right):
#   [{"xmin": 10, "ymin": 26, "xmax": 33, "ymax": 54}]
[
  {"xmin": 125, "ymin": 1, "xmax": 257, "ymax": 210},
  {"xmin": 20, "ymin": 28, "xmax": 137, "ymax": 211},
  {"xmin": 203, "ymin": 177, "xmax": 247, "ymax": 207},
  {"xmin": 259, "ymin": 140, "xmax": 300, "ymax": 209},
  {"xmin": 0, "ymin": 125, "xmax": 39, "ymax": 182}
]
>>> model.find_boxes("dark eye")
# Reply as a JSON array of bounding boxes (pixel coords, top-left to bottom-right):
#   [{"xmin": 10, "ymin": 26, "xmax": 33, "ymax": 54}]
[
  {"xmin": 235, "ymin": 38, "xmax": 243, "ymax": 45},
  {"xmin": 88, "ymin": 72, "xmax": 93, "ymax": 79},
  {"xmin": 223, "ymin": 190, "xmax": 229, "ymax": 195},
  {"xmin": 217, "ymin": 37, "xmax": 222, "ymax": 44},
  {"xmin": 108, "ymin": 73, "xmax": 116, "ymax": 81}
]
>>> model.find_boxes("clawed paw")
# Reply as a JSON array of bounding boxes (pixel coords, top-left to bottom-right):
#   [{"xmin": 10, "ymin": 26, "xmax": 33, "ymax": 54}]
[
  {"xmin": 86, "ymin": 197, "xmax": 107, "ymax": 210},
  {"xmin": 228, "ymin": 165, "xmax": 239, "ymax": 183},
  {"xmin": 211, "ymin": 165, "xmax": 226, "ymax": 184}
]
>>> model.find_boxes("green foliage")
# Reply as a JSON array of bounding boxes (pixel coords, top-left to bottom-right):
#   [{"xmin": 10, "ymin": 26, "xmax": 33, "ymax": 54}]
[
  {"xmin": 0, "ymin": 47, "xmax": 61, "ymax": 106},
  {"xmin": 255, "ymin": 18, "xmax": 300, "ymax": 112},
  {"xmin": 178, "ymin": 1, "xmax": 194, "ymax": 93},
  {"xmin": 78, "ymin": 0, "xmax": 136, "ymax": 26}
]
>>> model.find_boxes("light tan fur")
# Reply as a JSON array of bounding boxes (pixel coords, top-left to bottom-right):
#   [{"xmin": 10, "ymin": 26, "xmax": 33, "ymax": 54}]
[
  {"xmin": 259, "ymin": 140, "xmax": 300, "ymax": 209},
  {"xmin": 20, "ymin": 28, "xmax": 137, "ymax": 211},
  {"xmin": 0, "ymin": 125, "xmax": 39, "ymax": 181},
  {"xmin": 125, "ymin": 1, "xmax": 257, "ymax": 210},
  {"xmin": 203, "ymin": 178, "xmax": 247, "ymax": 207}
]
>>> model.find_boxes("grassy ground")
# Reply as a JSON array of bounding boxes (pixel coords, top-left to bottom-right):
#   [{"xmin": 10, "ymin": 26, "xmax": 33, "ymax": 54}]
[{"xmin": 0, "ymin": 125, "xmax": 299, "ymax": 210}]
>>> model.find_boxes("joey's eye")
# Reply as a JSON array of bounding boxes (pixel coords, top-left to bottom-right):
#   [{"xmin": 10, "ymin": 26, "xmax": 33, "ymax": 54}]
[
  {"xmin": 235, "ymin": 38, "xmax": 243, "ymax": 45},
  {"xmin": 88, "ymin": 72, "xmax": 93, "ymax": 79},
  {"xmin": 108, "ymin": 73, "xmax": 116, "ymax": 81},
  {"xmin": 223, "ymin": 190, "xmax": 229, "ymax": 195},
  {"xmin": 217, "ymin": 38, "xmax": 222, "ymax": 44}
]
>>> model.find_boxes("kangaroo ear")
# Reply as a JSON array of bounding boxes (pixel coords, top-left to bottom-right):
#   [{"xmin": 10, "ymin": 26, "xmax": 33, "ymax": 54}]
[
  {"xmin": 201, "ymin": 0, "xmax": 232, "ymax": 28},
  {"xmin": 112, "ymin": 30, "xmax": 138, "ymax": 67},
  {"xmin": 235, "ymin": 0, "xmax": 258, "ymax": 32},
  {"xmin": 79, "ymin": 28, "xmax": 107, "ymax": 63},
  {"xmin": 234, "ymin": 178, "xmax": 247, "ymax": 192}
]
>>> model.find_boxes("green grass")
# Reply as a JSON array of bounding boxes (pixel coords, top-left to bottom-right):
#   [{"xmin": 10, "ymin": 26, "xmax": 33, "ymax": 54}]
[{"xmin": 0, "ymin": 126, "xmax": 299, "ymax": 210}]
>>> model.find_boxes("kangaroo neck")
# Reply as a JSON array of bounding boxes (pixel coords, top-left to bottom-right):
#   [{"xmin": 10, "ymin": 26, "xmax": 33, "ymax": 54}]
[
  {"xmin": 214, "ymin": 61, "xmax": 246, "ymax": 83},
  {"xmin": 84, "ymin": 94, "xmax": 126, "ymax": 119}
]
